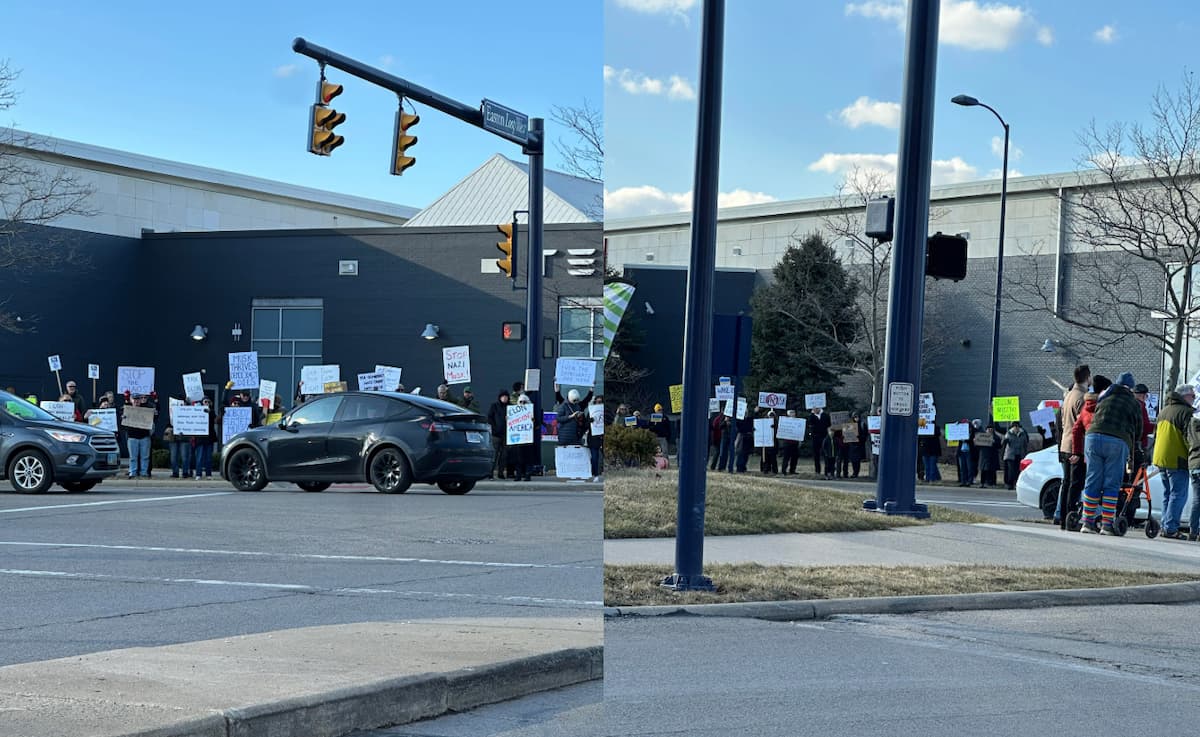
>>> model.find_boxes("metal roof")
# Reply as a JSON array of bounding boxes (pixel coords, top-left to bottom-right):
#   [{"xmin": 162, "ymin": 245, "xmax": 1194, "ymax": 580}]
[{"xmin": 402, "ymin": 154, "xmax": 600, "ymax": 227}]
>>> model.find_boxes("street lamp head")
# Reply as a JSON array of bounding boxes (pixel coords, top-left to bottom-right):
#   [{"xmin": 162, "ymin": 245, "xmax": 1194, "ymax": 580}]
[{"xmin": 951, "ymin": 94, "xmax": 980, "ymax": 107}]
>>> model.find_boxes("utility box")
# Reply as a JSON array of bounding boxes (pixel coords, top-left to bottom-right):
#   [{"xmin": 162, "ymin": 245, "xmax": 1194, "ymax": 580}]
[
  {"xmin": 865, "ymin": 197, "xmax": 895, "ymax": 243},
  {"xmin": 925, "ymin": 232, "xmax": 968, "ymax": 281}
]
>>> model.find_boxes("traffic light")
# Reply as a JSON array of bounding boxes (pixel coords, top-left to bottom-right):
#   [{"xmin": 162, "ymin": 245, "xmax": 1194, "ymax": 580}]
[
  {"xmin": 496, "ymin": 223, "xmax": 515, "ymax": 278},
  {"xmin": 390, "ymin": 109, "xmax": 419, "ymax": 175},
  {"xmin": 309, "ymin": 79, "xmax": 346, "ymax": 156},
  {"xmin": 502, "ymin": 321, "xmax": 525, "ymax": 341},
  {"xmin": 925, "ymin": 232, "xmax": 968, "ymax": 281}
]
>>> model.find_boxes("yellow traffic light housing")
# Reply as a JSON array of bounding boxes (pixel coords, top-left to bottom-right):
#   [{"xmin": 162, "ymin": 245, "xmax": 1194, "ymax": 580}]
[
  {"xmin": 320, "ymin": 80, "xmax": 343, "ymax": 104},
  {"xmin": 496, "ymin": 223, "xmax": 514, "ymax": 278},
  {"xmin": 309, "ymin": 76, "xmax": 346, "ymax": 156},
  {"xmin": 390, "ymin": 109, "xmax": 419, "ymax": 175}
]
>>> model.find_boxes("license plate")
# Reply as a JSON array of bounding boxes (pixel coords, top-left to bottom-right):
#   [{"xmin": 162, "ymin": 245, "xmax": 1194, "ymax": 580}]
[
  {"xmin": 107, "ymin": 452, "xmax": 119, "ymax": 465},
  {"xmin": 466, "ymin": 432, "xmax": 484, "ymax": 444}
]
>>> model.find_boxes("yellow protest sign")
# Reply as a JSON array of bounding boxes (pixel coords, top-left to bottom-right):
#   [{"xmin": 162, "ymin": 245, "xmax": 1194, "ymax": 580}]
[
  {"xmin": 669, "ymin": 384, "xmax": 684, "ymax": 413},
  {"xmin": 992, "ymin": 396, "xmax": 1020, "ymax": 422}
]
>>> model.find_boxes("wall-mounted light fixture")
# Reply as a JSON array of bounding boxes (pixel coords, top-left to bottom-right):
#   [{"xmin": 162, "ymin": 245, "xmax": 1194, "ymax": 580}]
[
  {"xmin": 421, "ymin": 324, "xmax": 440, "ymax": 341},
  {"xmin": 190, "ymin": 325, "xmax": 209, "ymax": 342}
]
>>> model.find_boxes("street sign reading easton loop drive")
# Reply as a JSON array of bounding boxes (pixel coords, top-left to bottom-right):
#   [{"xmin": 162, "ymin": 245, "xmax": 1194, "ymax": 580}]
[{"xmin": 481, "ymin": 99, "xmax": 530, "ymax": 145}]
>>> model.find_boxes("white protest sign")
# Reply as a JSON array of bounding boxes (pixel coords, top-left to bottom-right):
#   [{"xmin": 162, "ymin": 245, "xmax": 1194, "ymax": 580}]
[
  {"xmin": 776, "ymin": 416, "xmax": 807, "ymax": 441},
  {"xmin": 554, "ymin": 446, "xmax": 592, "ymax": 479},
  {"xmin": 228, "ymin": 352, "xmax": 259, "ymax": 390},
  {"xmin": 358, "ymin": 372, "xmax": 386, "ymax": 391},
  {"xmin": 42, "ymin": 401, "xmax": 75, "ymax": 422},
  {"xmin": 87, "ymin": 364, "xmax": 100, "ymax": 380},
  {"xmin": 1147, "ymin": 392, "xmax": 1160, "ymax": 422},
  {"xmin": 173, "ymin": 405, "xmax": 209, "ymax": 436},
  {"xmin": 918, "ymin": 414, "xmax": 935, "ymax": 436},
  {"xmin": 758, "ymin": 392, "xmax": 788, "ymax": 410},
  {"xmin": 221, "ymin": 406, "xmax": 252, "ymax": 444},
  {"xmin": 555, "ymin": 358, "xmax": 597, "ymax": 388},
  {"xmin": 506, "ymin": 404, "xmax": 534, "ymax": 445},
  {"xmin": 589, "ymin": 404, "xmax": 605, "ymax": 436},
  {"xmin": 48, "ymin": 355, "xmax": 61, "ymax": 372},
  {"xmin": 375, "ymin": 365, "xmax": 403, "ymax": 391},
  {"xmin": 946, "ymin": 422, "xmax": 971, "ymax": 441},
  {"xmin": 168, "ymin": 397, "xmax": 185, "ymax": 408},
  {"xmin": 709, "ymin": 398, "xmax": 721, "ymax": 414},
  {"xmin": 715, "ymin": 384, "xmax": 735, "ymax": 401},
  {"xmin": 804, "ymin": 393, "xmax": 827, "ymax": 409},
  {"xmin": 301, "ymin": 365, "xmax": 339, "ymax": 395},
  {"xmin": 736, "ymin": 397, "xmax": 748, "ymax": 420},
  {"xmin": 1029, "ymin": 407, "xmax": 1056, "ymax": 432},
  {"xmin": 724, "ymin": 399, "xmax": 735, "ymax": 417},
  {"xmin": 442, "ymin": 345, "xmax": 471, "ymax": 385},
  {"xmin": 918, "ymin": 392, "xmax": 936, "ymax": 418},
  {"xmin": 88, "ymin": 408, "xmax": 117, "ymax": 432},
  {"xmin": 258, "ymin": 379, "xmax": 276, "ymax": 408},
  {"xmin": 754, "ymin": 418, "xmax": 775, "ymax": 447},
  {"xmin": 868, "ymin": 415, "xmax": 882, "ymax": 431},
  {"xmin": 182, "ymin": 372, "xmax": 204, "ymax": 402},
  {"xmin": 118, "ymin": 366, "xmax": 155, "ymax": 396}
]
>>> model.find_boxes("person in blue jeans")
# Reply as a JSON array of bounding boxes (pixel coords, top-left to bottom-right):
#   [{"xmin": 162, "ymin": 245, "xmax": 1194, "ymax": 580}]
[
  {"xmin": 1186, "ymin": 412, "xmax": 1200, "ymax": 540},
  {"xmin": 1079, "ymin": 373, "xmax": 1143, "ymax": 534},
  {"xmin": 1152, "ymin": 385, "xmax": 1195, "ymax": 538},
  {"xmin": 121, "ymin": 395, "xmax": 155, "ymax": 478}
]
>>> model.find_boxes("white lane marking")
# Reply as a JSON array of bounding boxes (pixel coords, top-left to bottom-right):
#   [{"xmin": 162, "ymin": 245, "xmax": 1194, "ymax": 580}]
[
  {"xmin": 0, "ymin": 568, "xmax": 602, "ymax": 608},
  {"xmin": 0, "ymin": 541, "xmax": 597, "ymax": 570},
  {"xmin": 0, "ymin": 492, "xmax": 234, "ymax": 514}
]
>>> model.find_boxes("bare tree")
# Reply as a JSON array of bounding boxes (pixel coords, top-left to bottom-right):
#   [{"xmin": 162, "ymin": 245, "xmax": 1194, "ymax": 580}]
[
  {"xmin": 549, "ymin": 100, "xmax": 603, "ymax": 220},
  {"xmin": 1, "ymin": 60, "xmax": 96, "ymax": 333},
  {"xmin": 1008, "ymin": 72, "xmax": 1200, "ymax": 389}
]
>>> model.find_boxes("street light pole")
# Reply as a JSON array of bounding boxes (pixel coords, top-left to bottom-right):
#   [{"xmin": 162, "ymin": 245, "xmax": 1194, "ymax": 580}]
[{"xmin": 951, "ymin": 94, "xmax": 1009, "ymax": 420}]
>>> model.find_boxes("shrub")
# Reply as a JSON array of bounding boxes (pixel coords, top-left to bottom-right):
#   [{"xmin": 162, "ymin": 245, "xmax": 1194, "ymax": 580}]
[
  {"xmin": 152, "ymin": 449, "xmax": 170, "ymax": 469},
  {"xmin": 604, "ymin": 423, "xmax": 659, "ymax": 467}
]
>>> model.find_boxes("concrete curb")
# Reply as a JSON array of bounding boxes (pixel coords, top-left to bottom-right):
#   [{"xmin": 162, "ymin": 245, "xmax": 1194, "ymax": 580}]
[
  {"xmin": 604, "ymin": 581, "xmax": 1200, "ymax": 622},
  {"xmin": 146, "ymin": 646, "xmax": 602, "ymax": 737}
]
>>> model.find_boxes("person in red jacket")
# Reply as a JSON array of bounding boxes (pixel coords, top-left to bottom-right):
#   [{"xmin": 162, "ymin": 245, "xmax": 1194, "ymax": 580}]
[
  {"xmin": 1066, "ymin": 382, "xmax": 1106, "ymax": 528},
  {"xmin": 708, "ymin": 410, "xmax": 724, "ymax": 470}
]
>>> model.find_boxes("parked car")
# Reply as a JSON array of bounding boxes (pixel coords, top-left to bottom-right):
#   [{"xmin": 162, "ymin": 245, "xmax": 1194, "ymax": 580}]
[
  {"xmin": 1015, "ymin": 445, "xmax": 1167, "ymax": 522},
  {"xmin": 221, "ymin": 391, "xmax": 492, "ymax": 494},
  {"xmin": 0, "ymin": 390, "xmax": 121, "ymax": 493}
]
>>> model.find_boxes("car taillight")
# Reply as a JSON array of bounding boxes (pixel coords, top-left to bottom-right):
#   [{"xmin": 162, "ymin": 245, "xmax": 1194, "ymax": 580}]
[
  {"xmin": 420, "ymin": 420, "xmax": 454, "ymax": 433},
  {"xmin": 1019, "ymin": 458, "xmax": 1032, "ymax": 473}
]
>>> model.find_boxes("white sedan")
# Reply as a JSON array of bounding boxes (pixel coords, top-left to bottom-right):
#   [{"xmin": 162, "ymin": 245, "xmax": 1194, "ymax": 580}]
[{"xmin": 1015, "ymin": 445, "xmax": 1170, "ymax": 525}]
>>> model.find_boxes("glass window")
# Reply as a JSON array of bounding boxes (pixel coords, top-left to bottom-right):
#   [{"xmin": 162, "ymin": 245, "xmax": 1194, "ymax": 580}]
[
  {"xmin": 337, "ymin": 395, "xmax": 395, "ymax": 423},
  {"xmin": 282, "ymin": 309, "xmax": 323, "ymax": 339},
  {"xmin": 559, "ymin": 296, "xmax": 604, "ymax": 360},
  {"xmin": 288, "ymin": 396, "xmax": 342, "ymax": 425},
  {"xmin": 252, "ymin": 340, "xmax": 281, "ymax": 357},
  {"xmin": 252, "ymin": 309, "xmax": 280, "ymax": 340},
  {"xmin": 293, "ymin": 340, "xmax": 323, "ymax": 357}
]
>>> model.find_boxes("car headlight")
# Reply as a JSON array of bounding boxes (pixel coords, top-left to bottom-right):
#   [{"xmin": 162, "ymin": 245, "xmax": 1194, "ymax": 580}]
[{"xmin": 44, "ymin": 429, "xmax": 87, "ymax": 444}]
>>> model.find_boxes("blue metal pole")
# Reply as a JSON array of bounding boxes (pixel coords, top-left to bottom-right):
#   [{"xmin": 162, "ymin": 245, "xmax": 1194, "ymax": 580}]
[
  {"xmin": 663, "ymin": 0, "xmax": 724, "ymax": 591},
  {"xmin": 866, "ymin": 0, "xmax": 939, "ymax": 518},
  {"xmin": 526, "ymin": 119, "xmax": 545, "ymax": 449},
  {"xmin": 988, "ymin": 120, "xmax": 1010, "ymax": 416}
]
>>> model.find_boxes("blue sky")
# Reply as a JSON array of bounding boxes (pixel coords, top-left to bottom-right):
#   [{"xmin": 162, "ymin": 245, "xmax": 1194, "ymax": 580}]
[
  {"xmin": 2, "ymin": 1, "xmax": 601, "ymax": 209},
  {"xmin": 604, "ymin": 0, "xmax": 1200, "ymax": 218}
]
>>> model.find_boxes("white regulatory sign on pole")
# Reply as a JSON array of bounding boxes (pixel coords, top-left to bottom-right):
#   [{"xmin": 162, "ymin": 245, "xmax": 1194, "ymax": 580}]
[{"xmin": 887, "ymin": 381, "xmax": 914, "ymax": 416}]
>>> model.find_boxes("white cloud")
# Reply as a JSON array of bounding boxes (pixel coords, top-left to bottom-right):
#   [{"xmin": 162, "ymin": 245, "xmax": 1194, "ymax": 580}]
[
  {"xmin": 604, "ymin": 185, "xmax": 776, "ymax": 218},
  {"xmin": 379, "ymin": 54, "xmax": 395, "ymax": 69},
  {"xmin": 808, "ymin": 152, "xmax": 979, "ymax": 186},
  {"xmin": 613, "ymin": 0, "xmax": 698, "ymax": 14},
  {"xmin": 838, "ymin": 96, "xmax": 902, "ymax": 129},
  {"xmin": 986, "ymin": 168, "xmax": 1024, "ymax": 179},
  {"xmin": 605, "ymin": 66, "xmax": 696, "ymax": 101},
  {"xmin": 846, "ymin": 0, "xmax": 1042, "ymax": 51},
  {"xmin": 990, "ymin": 135, "xmax": 1023, "ymax": 160},
  {"xmin": 273, "ymin": 64, "xmax": 297, "ymax": 78},
  {"xmin": 1094, "ymin": 24, "xmax": 1118, "ymax": 43}
]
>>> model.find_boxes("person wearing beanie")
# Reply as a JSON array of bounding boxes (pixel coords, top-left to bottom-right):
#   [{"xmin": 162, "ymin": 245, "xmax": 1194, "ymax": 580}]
[
  {"xmin": 649, "ymin": 402, "xmax": 672, "ymax": 457},
  {"xmin": 1152, "ymin": 384, "xmax": 1196, "ymax": 538},
  {"xmin": 1056, "ymin": 364, "xmax": 1091, "ymax": 526},
  {"xmin": 1080, "ymin": 373, "xmax": 1142, "ymax": 534},
  {"xmin": 486, "ymin": 390, "xmax": 510, "ymax": 479},
  {"xmin": 1130, "ymin": 382, "xmax": 1155, "ymax": 469},
  {"xmin": 458, "ymin": 386, "xmax": 480, "ymax": 413},
  {"xmin": 556, "ymin": 388, "xmax": 586, "ymax": 446}
]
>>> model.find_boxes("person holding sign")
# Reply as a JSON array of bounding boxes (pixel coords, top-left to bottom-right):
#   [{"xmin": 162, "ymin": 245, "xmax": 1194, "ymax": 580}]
[
  {"xmin": 588, "ymin": 396, "xmax": 606, "ymax": 482},
  {"xmin": 976, "ymin": 423, "xmax": 1002, "ymax": 488},
  {"xmin": 809, "ymin": 406, "xmax": 832, "ymax": 474},
  {"xmin": 778, "ymin": 410, "xmax": 801, "ymax": 475},
  {"xmin": 510, "ymin": 394, "xmax": 535, "ymax": 482},
  {"xmin": 556, "ymin": 390, "xmax": 587, "ymax": 446},
  {"xmin": 121, "ymin": 395, "xmax": 155, "ymax": 479},
  {"xmin": 65, "ymin": 380, "xmax": 88, "ymax": 419},
  {"xmin": 1000, "ymin": 422, "xmax": 1029, "ymax": 490},
  {"xmin": 649, "ymin": 402, "xmax": 672, "ymax": 459},
  {"xmin": 486, "ymin": 390, "xmax": 510, "ymax": 479}
]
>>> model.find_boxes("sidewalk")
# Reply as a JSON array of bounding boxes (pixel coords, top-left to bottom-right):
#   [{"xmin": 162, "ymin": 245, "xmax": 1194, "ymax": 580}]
[{"xmin": 0, "ymin": 618, "xmax": 602, "ymax": 737}]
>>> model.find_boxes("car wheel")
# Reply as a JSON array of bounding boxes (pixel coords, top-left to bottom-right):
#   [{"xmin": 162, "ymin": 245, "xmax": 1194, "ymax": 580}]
[
  {"xmin": 296, "ymin": 481, "xmax": 331, "ymax": 493},
  {"xmin": 59, "ymin": 480, "xmax": 98, "ymax": 493},
  {"xmin": 1039, "ymin": 480, "xmax": 1061, "ymax": 520},
  {"xmin": 227, "ymin": 449, "xmax": 268, "ymax": 491},
  {"xmin": 437, "ymin": 480, "xmax": 475, "ymax": 495},
  {"xmin": 9, "ymin": 450, "xmax": 53, "ymax": 494},
  {"xmin": 369, "ymin": 448, "xmax": 412, "ymax": 494}
]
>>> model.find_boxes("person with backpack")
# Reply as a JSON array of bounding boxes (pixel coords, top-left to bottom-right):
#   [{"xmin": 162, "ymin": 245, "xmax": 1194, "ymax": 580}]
[{"xmin": 1152, "ymin": 384, "xmax": 1196, "ymax": 539}]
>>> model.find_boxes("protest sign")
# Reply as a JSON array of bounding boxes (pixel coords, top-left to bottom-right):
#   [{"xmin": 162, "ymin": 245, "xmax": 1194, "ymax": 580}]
[
  {"xmin": 524, "ymin": 369, "xmax": 540, "ymax": 392},
  {"xmin": 42, "ymin": 401, "xmax": 76, "ymax": 422},
  {"xmin": 554, "ymin": 446, "xmax": 592, "ymax": 479},
  {"xmin": 719, "ymin": 376, "xmax": 732, "ymax": 386},
  {"xmin": 758, "ymin": 392, "xmax": 787, "ymax": 410},
  {"xmin": 227, "ymin": 352, "xmax": 259, "ymax": 390},
  {"xmin": 754, "ymin": 417, "xmax": 775, "ymax": 447},
  {"xmin": 87, "ymin": 364, "xmax": 100, "ymax": 380},
  {"xmin": 867, "ymin": 416, "xmax": 882, "ymax": 431},
  {"xmin": 48, "ymin": 355, "xmax": 61, "ymax": 372},
  {"xmin": 222, "ymin": 406, "xmax": 252, "ymax": 443},
  {"xmin": 589, "ymin": 404, "xmax": 605, "ymax": 436},
  {"xmin": 669, "ymin": 384, "xmax": 684, "ymax": 413},
  {"xmin": 917, "ymin": 415, "xmax": 935, "ymax": 436},
  {"xmin": 945, "ymin": 423, "xmax": 971, "ymax": 441},
  {"xmin": 709, "ymin": 398, "xmax": 721, "ymax": 414},
  {"xmin": 121, "ymin": 406, "xmax": 155, "ymax": 431},
  {"xmin": 442, "ymin": 346, "xmax": 471, "ymax": 385},
  {"xmin": 736, "ymin": 397, "xmax": 748, "ymax": 420},
  {"xmin": 1029, "ymin": 407, "xmax": 1056, "ymax": 432},
  {"xmin": 555, "ymin": 358, "xmax": 597, "ymax": 387},
  {"xmin": 300, "ymin": 365, "xmax": 339, "ymax": 395},
  {"xmin": 358, "ymin": 372, "xmax": 386, "ymax": 391},
  {"xmin": 182, "ymin": 372, "xmax": 204, "ymax": 402},
  {"xmin": 258, "ymin": 379, "xmax": 276, "ymax": 408},
  {"xmin": 624, "ymin": 416, "xmax": 637, "ymax": 427},
  {"xmin": 118, "ymin": 366, "xmax": 155, "ymax": 396},
  {"xmin": 173, "ymin": 406, "xmax": 209, "ymax": 436},
  {"xmin": 715, "ymin": 384, "xmax": 735, "ymax": 401},
  {"xmin": 1147, "ymin": 392, "xmax": 1160, "ymax": 422},
  {"xmin": 88, "ymin": 408, "xmax": 117, "ymax": 432},
  {"xmin": 265, "ymin": 412, "xmax": 283, "ymax": 426},
  {"xmin": 650, "ymin": 413, "xmax": 664, "ymax": 423},
  {"xmin": 776, "ymin": 416, "xmax": 807, "ymax": 441},
  {"xmin": 842, "ymin": 422, "xmax": 859, "ymax": 443},
  {"xmin": 324, "ymin": 381, "xmax": 348, "ymax": 393},
  {"xmin": 542, "ymin": 412, "xmax": 559, "ymax": 441},
  {"xmin": 974, "ymin": 431, "xmax": 995, "ymax": 448},
  {"xmin": 375, "ymin": 365, "xmax": 403, "ymax": 391},
  {"xmin": 804, "ymin": 393, "xmax": 827, "ymax": 409},
  {"xmin": 506, "ymin": 404, "xmax": 534, "ymax": 445},
  {"xmin": 829, "ymin": 411, "xmax": 850, "ymax": 426},
  {"xmin": 992, "ymin": 396, "xmax": 1020, "ymax": 422},
  {"xmin": 918, "ymin": 392, "xmax": 936, "ymax": 417},
  {"xmin": 1038, "ymin": 399, "xmax": 1062, "ymax": 411},
  {"xmin": 168, "ymin": 397, "xmax": 185, "ymax": 408}
]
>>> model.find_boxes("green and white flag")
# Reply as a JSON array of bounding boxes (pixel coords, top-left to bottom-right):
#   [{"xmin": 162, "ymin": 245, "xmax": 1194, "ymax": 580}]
[{"xmin": 602, "ymin": 281, "xmax": 636, "ymax": 360}]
